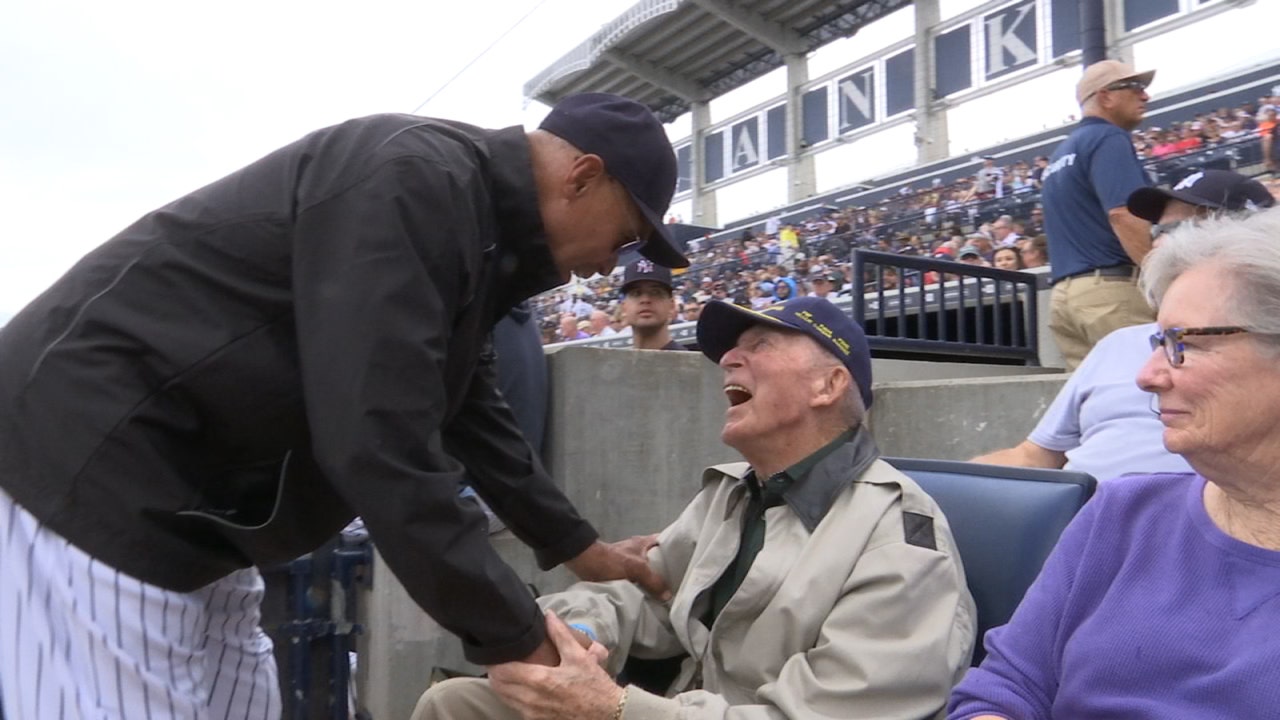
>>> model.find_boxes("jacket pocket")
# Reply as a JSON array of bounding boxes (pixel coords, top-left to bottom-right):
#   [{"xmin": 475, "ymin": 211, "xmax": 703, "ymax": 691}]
[{"xmin": 176, "ymin": 453, "xmax": 290, "ymax": 530}]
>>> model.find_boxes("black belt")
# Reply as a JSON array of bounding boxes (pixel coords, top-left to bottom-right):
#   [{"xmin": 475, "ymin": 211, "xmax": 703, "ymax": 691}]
[{"xmin": 1053, "ymin": 264, "xmax": 1136, "ymax": 285}]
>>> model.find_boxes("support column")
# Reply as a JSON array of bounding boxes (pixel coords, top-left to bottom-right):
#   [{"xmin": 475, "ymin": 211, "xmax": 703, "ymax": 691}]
[
  {"xmin": 1080, "ymin": 0, "xmax": 1107, "ymax": 65},
  {"xmin": 1102, "ymin": 0, "xmax": 1134, "ymax": 65},
  {"xmin": 690, "ymin": 100, "xmax": 718, "ymax": 228},
  {"xmin": 786, "ymin": 54, "xmax": 817, "ymax": 203},
  {"xmin": 913, "ymin": 0, "xmax": 949, "ymax": 164}
]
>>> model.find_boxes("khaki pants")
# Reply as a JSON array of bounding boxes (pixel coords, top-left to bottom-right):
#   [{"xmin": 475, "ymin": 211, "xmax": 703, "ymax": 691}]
[
  {"xmin": 411, "ymin": 678, "xmax": 521, "ymax": 720},
  {"xmin": 1049, "ymin": 271, "xmax": 1154, "ymax": 370}
]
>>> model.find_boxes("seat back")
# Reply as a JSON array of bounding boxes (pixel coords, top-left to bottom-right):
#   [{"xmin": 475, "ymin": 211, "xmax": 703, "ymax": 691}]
[{"xmin": 884, "ymin": 457, "xmax": 1096, "ymax": 664}]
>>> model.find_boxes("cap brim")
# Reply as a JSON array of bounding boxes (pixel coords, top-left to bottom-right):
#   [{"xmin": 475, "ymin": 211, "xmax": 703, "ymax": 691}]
[
  {"xmin": 620, "ymin": 277, "xmax": 672, "ymax": 293},
  {"xmin": 1127, "ymin": 185, "xmax": 1223, "ymax": 223},
  {"xmin": 628, "ymin": 190, "xmax": 690, "ymax": 269},
  {"xmin": 695, "ymin": 301, "xmax": 793, "ymax": 364},
  {"xmin": 1130, "ymin": 69, "xmax": 1156, "ymax": 87}
]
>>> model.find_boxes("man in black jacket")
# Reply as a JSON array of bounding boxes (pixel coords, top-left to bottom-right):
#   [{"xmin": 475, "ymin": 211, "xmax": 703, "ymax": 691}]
[{"xmin": 0, "ymin": 93, "xmax": 685, "ymax": 719}]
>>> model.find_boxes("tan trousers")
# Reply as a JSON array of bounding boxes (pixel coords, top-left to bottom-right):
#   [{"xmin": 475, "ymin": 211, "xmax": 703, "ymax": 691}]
[
  {"xmin": 411, "ymin": 677, "xmax": 522, "ymax": 720},
  {"xmin": 1049, "ymin": 272, "xmax": 1154, "ymax": 370}
]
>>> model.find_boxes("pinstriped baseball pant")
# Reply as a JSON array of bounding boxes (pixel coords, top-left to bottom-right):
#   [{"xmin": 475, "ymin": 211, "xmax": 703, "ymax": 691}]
[{"xmin": 0, "ymin": 487, "xmax": 281, "ymax": 719}]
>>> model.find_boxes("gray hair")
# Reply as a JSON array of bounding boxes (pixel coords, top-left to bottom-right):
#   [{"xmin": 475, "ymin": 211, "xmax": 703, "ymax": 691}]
[{"xmin": 1141, "ymin": 206, "xmax": 1280, "ymax": 353}]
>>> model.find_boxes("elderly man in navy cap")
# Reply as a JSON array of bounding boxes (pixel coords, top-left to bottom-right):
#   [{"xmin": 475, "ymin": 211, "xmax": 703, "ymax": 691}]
[
  {"xmin": 414, "ymin": 297, "xmax": 975, "ymax": 720},
  {"xmin": 0, "ymin": 92, "xmax": 687, "ymax": 718}
]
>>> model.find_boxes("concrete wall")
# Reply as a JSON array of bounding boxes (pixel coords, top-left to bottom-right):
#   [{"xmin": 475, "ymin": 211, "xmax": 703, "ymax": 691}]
[
  {"xmin": 870, "ymin": 374, "xmax": 1067, "ymax": 460},
  {"xmin": 355, "ymin": 348, "xmax": 1067, "ymax": 718}
]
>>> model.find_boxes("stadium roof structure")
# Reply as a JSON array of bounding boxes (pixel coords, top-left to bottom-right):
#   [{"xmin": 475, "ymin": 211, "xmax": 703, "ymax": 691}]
[{"xmin": 524, "ymin": 0, "xmax": 914, "ymax": 123}]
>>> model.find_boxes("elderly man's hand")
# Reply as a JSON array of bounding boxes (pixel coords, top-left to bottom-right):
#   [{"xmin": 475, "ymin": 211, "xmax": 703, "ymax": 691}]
[
  {"xmin": 565, "ymin": 536, "xmax": 671, "ymax": 602},
  {"xmin": 489, "ymin": 612, "xmax": 623, "ymax": 720}
]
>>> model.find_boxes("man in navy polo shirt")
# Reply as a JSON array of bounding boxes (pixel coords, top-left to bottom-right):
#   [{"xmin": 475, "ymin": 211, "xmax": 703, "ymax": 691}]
[{"xmin": 1041, "ymin": 59, "xmax": 1157, "ymax": 369}]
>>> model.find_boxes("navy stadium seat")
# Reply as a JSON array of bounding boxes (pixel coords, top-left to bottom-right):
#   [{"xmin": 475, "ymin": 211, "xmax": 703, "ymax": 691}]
[{"xmin": 884, "ymin": 457, "xmax": 1096, "ymax": 665}]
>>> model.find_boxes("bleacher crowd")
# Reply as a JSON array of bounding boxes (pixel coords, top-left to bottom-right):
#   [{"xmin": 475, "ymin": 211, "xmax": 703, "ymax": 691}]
[{"xmin": 535, "ymin": 95, "xmax": 1280, "ymax": 345}]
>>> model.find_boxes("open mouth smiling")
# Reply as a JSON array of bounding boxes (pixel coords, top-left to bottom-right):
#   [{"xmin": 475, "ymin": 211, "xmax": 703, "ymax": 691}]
[{"xmin": 725, "ymin": 384, "xmax": 752, "ymax": 407}]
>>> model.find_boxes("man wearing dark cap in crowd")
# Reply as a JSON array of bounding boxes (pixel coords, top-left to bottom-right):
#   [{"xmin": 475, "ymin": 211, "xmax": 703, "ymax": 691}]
[
  {"xmin": 1041, "ymin": 59, "xmax": 1157, "ymax": 369},
  {"xmin": 0, "ymin": 93, "xmax": 686, "ymax": 718},
  {"xmin": 620, "ymin": 257, "xmax": 686, "ymax": 350},
  {"xmin": 808, "ymin": 269, "xmax": 843, "ymax": 299},
  {"xmin": 971, "ymin": 170, "xmax": 1272, "ymax": 481},
  {"xmin": 958, "ymin": 244, "xmax": 988, "ymax": 266},
  {"xmin": 414, "ymin": 296, "xmax": 975, "ymax": 720}
]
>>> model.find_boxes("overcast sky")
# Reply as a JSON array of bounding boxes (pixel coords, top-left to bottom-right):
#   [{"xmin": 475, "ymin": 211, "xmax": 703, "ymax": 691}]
[{"xmin": 2, "ymin": 0, "xmax": 1278, "ymax": 321}]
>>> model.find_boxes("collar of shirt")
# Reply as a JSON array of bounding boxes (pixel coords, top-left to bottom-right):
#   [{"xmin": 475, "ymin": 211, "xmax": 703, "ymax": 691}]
[
  {"xmin": 1079, "ymin": 115, "xmax": 1120, "ymax": 131},
  {"xmin": 742, "ymin": 425, "xmax": 878, "ymax": 531}
]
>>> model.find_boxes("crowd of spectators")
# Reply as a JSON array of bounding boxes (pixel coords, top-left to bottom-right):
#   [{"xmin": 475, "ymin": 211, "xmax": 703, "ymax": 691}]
[
  {"xmin": 1133, "ymin": 99, "xmax": 1275, "ymax": 160},
  {"xmin": 532, "ymin": 96, "xmax": 1280, "ymax": 345}
]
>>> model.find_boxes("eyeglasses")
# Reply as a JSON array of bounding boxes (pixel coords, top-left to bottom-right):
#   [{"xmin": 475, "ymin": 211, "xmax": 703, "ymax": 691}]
[
  {"xmin": 1083, "ymin": 79, "xmax": 1149, "ymax": 103},
  {"xmin": 1104, "ymin": 79, "xmax": 1149, "ymax": 93},
  {"xmin": 1148, "ymin": 326, "xmax": 1256, "ymax": 367},
  {"xmin": 1150, "ymin": 218, "xmax": 1193, "ymax": 240}
]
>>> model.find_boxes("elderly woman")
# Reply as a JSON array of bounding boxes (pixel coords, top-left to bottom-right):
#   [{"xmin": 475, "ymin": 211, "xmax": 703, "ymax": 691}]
[{"xmin": 948, "ymin": 207, "xmax": 1280, "ymax": 719}]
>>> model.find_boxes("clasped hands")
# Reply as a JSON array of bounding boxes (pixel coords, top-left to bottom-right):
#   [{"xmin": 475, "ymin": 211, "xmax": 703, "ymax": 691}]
[
  {"xmin": 489, "ymin": 611, "xmax": 622, "ymax": 720},
  {"xmin": 486, "ymin": 533, "xmax": 667, "ymax": 720}
]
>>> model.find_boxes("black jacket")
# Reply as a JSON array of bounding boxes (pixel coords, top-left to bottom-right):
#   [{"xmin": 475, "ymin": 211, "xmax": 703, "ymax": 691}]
[{"xmin": 0, "ymin": 114, "xmax": 596, "ymax": 664}]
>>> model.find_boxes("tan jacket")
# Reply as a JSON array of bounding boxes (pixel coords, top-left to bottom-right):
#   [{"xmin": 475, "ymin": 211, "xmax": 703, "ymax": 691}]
[{"xmin": 540, "ymin": 430, "xmax": 976, "ymax": 720}]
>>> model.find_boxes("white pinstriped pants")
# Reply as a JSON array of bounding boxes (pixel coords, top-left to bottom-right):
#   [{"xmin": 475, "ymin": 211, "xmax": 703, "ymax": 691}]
[{"xmin": 0, "ymin": 487, "xmax": 281, "ymax": 719}]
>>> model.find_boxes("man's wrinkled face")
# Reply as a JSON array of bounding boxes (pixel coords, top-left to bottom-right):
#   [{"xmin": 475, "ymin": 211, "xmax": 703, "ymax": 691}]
[
  {"xmin": 718, "ymin": 325, "xmax": 830, "ymax": 450},
  {"xmin": 1099, "ymin": 81, "xmax": 1150, "ymax": 130}
]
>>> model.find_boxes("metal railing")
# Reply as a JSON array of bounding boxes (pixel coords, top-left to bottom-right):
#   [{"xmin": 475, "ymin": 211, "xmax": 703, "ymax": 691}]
[
  {"xmin": 852, "ymin": 250, "xmax": 1041, "ymax": 364},
  {"xmin": 1145, "ymin": 134, "xmax": 1263, "ymax": 185},
  {"xmin": 561, "ymin": 253, "xmax": 1046, "ymax": 365},
  {"xmin": 265, "ymin": 538, "xmax": 373, "ymax": 720}
]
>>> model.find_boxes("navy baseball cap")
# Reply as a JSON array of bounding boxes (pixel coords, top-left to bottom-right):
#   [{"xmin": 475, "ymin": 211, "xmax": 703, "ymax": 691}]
[
  {"xmin": 1127, "ymin": 169, "xmax": 1275, "ymax": 223},
  {"xmin": 620, "ymin": 257, "xmax": 673, "ymax": 293},
  {"xmin": 539, "ymin": 93, "xmax": 689, "ymax": 269},
  {"xmin": 696, "ymin": 297, "xmax": 874, "ymax": 409}
]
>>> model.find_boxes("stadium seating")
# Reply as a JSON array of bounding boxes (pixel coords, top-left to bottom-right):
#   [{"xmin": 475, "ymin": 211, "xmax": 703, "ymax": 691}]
[{"xmin": 884, "ymin": 457, "xmax": 1097, "ymax": 665}]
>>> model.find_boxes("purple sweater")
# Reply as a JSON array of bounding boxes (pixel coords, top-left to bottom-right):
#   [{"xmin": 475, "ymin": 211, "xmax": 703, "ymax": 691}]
[{"xmin": 948, "ymin": 473, "xmax": 1280, "ymax": 719}]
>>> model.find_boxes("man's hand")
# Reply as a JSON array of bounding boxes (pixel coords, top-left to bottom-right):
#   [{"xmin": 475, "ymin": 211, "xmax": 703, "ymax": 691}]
[
  {"xmin": 564, "ymin": 536, "xmax": 671, "ymax": 602},
  {"xmin": 519, "ymin": 622, "xmax": 599, "ymax": 667},
  {"xmin": 489, "ymin": 612, "xmax": 624, "ymax": 720},
  {"xmin": 518, "ymin": 636, "xmax": 560, "ymax": 667}
]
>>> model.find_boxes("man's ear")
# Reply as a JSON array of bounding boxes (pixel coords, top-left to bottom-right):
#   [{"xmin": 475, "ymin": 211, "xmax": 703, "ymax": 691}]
[
  {"xmin": 564, "ymin": 153, "xmax": 608, "ymax": 197},
  {"xmin": 811, "ymin": 364, "xmax": 852, "ymax": 409}
]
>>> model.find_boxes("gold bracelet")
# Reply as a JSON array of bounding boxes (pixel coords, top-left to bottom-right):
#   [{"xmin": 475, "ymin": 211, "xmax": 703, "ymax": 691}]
[{"xmin": 612, "ymin": 686, "xmax": 629, "ymax": 720}]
